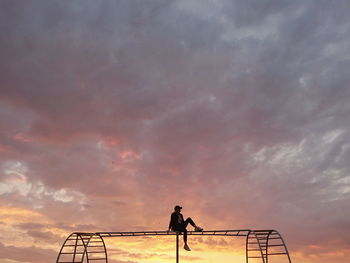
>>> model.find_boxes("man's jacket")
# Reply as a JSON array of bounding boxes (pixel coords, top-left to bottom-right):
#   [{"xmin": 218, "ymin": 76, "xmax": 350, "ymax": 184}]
[{"xmin": 169, "ymin": 212, "xmax": 184, "ymax": 229}]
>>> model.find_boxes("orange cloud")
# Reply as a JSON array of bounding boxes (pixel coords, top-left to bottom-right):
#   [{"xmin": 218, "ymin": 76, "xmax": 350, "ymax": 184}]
[{"xmin": 0, "ymin": 206, "xmax": 48, "ymax": 224}]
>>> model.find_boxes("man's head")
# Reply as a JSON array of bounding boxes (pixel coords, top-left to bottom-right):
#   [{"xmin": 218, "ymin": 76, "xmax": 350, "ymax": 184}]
[{"xmin": 174, "ymin": 205, "xmax": 182, "ymax": 212}]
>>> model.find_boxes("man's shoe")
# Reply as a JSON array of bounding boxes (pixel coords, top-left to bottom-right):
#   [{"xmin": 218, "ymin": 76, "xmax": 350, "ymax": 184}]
[
  {"xmin": 194, "ymin": 226, "xmax": 203, "ymax": 232},
  {"xmin": 184, "ymin": 244, "xmax": 191, "ymax": 251}
]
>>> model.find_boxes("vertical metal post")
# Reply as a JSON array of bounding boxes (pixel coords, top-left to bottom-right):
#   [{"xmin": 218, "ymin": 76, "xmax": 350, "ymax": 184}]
[{"xmin": 176, "ymin": 232, "xmax": 179, "ymax": 263}]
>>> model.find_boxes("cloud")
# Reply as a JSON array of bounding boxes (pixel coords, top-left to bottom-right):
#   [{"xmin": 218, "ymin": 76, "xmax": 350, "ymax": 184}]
[
  {"xmin": 0, "ymin": 0, "xmax": 349, "ymax": 262},
  {"xmin": 15, "ymin": 222, "xmax": 46, "ymax": 230},
  {"xmin": 0, "ymin": 242, "xmax": 56, "ymax": 263}
]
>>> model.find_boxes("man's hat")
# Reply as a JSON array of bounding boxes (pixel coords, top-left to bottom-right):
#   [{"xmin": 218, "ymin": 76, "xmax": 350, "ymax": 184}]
[{"xmin": 174, "ymin": 205, "xmax": 182, "ymax": 210}]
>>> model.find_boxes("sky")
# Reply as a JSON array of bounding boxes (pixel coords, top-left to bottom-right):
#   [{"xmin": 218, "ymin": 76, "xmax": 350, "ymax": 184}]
[{"xmin": 0, "ymin": 0, "xmax": 350, "ymax": 263}]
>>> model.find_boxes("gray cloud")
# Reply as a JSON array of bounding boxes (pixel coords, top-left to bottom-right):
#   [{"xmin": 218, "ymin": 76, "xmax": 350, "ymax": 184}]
[
  {"xmin": 0, "ymin": 242, "xmax": 56, "ymax": 263},
  {"xmin": 1, "ymin": 0, "xmax": 350, "ymax": 262}
]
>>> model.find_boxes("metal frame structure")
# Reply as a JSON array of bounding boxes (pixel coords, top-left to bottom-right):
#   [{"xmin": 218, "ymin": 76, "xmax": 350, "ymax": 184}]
[{"xmin": 56, "ymin": 229, "xmax": 291, "ymax": 263}]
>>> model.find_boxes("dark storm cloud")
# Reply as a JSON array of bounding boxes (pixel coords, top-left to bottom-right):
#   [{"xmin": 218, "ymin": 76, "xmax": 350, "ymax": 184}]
[{"xmin": 1, "ymin": 1, "xmax": 350, "ymax": 262}]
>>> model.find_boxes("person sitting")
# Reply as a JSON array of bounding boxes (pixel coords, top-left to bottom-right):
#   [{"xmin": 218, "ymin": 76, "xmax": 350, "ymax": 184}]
[{"xmin": 168, "ymin": 205, "xmax": 203, "ymax": 251}]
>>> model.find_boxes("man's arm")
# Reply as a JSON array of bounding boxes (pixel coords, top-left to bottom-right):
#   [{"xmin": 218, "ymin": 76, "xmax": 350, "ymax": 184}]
[
  {"xmin": 168, "ymin": 214, "xmax": 172, "ymax": 231},
  {"xmin": 168, "ymin": 212, "xmax": 176, "ymax": 231}
]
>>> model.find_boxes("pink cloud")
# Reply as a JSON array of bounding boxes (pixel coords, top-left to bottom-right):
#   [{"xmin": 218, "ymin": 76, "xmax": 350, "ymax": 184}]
[{"xmin": 0, "ymin": 1, "xmax": 350, "ymax": 263}]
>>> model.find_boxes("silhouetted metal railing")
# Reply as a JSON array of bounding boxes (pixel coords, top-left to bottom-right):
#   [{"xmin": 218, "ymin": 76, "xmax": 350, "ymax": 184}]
[{"xmin": 56, "ymin": 229, "xmax": 291, "ymax": 263}]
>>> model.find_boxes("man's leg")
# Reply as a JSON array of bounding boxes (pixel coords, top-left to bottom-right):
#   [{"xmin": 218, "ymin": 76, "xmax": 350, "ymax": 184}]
[
  {"xmin": 184, "ymin": 217, "xmax": 196, "ymax": 228},
  {"xmin": 183, "ymin": 228, "xmax": 188, "ymax": 243},
  {"xmin": 185, "ymin": 218, "xmax": 203, "ymax": 232},
  {"xmin": 175, "ymin": 225, "xmax": 188, "ymax": 244},
  {"xmin": 182, "ymin": 228, "xmax": 191, "ymax": 251}
]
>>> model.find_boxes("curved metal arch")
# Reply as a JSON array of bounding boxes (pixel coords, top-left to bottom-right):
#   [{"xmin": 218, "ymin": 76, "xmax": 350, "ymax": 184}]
[
  {"xmin": 267, "ymin": 229, "xmax": 292, "ymax": 263},
  {"xmin": 56, "ymin": 232, "xmax": 92, "ymax": 263},
  {"xmin": 56, "ymin": 232, "xmax": 74, "ymax": 263},
  {"xmin": 246, "ymin": 229, "xmax": 292, "ymax": 263},
  {"xmin": 246, "ymin": 230, "xmax": 266, "ymax": 263},
  {"xmin": 265, "ymin": 230, "xmax": 272, "ymax": 263},
  {"xmin": 56, "ymin": 232, "xmax": 108, "ymax": 263},
  {"xmin": 82, "ymin": 233, "xmax": 108, "ymax": 263}
]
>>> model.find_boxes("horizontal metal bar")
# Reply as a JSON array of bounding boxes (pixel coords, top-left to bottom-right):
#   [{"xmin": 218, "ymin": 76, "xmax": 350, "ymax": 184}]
[
  {"xmin": 188, "ymin": 233, "xmax": 247, "ymax": 236},
  {"xmin": 60, "ymin": 252, "xmax": 84, "ymax": 255},
  {"xmin": 267, "ymin": 244, "xmax": 284, "ymax": 247},
  {"xmin": 70, "ymin": 229, "xmax": 280, "ymax": 239},
  {"xmin": 63, "ymin": 245, "xmax": 85, "ymax": 247},
  {"xmin": 252, "ymin": 243, "xmax": 266, "ymax": 248},
  {"xmin": 98, "ymin": 230, "xmax": 251, "ymax": 236},
  {"xmin": 103, "ymin": 233, "xmax": 248, "ymax": 237},
  {"xmin": 87, "ymin": 246, "xmax": 105, "ymax": 248},
  {"xmin": 107, "ymin": 232, "xmax": 244, "ymax": 236},
  {"xmin": 103, "ymin": 229, "xmax": 250, "ymax": 233}
]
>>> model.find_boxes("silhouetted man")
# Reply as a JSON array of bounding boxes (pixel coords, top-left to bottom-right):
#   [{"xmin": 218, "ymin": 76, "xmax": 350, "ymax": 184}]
[{"xmin": 168, "ymin": 205, "xmax": 203, "ymax": 251}]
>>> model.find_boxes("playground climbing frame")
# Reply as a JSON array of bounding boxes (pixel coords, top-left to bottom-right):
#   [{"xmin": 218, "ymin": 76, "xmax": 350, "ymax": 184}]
[{"xmin": 56, "ymin": 229, "xmax": 291, "ymax": 263}]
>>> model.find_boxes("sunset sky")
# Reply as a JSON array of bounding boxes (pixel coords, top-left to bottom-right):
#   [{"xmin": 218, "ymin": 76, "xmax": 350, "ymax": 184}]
[{"xmin": 1, "ymin": 1, "xmax": 350, "ymax": 263}]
